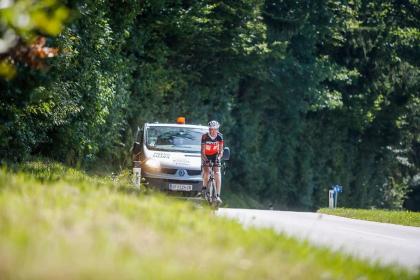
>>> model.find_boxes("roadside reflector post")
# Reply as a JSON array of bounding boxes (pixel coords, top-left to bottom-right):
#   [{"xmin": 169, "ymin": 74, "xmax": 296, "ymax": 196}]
[
  {"xmin": 329, "ymin": 190, "xmax": 335, "ymax": 208},
  {"xmin": 133, "ymin": 161, "xmax": 141, "ymax": 189}
]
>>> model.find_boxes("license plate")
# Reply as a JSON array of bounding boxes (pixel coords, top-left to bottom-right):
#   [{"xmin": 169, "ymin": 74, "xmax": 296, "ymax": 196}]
[{"xmin": 169, "ymin": 183, "xmax": 193, "ymax": 191}]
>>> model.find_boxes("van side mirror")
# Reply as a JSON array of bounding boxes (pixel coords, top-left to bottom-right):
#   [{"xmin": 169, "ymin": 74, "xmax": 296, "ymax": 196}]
[
  {"xmin": 132, "ymin": 127, "xmax": 144, "ymax": 161},
  {"xmin": 136, "ymin": 128, "xmax": 144, "ymax": 146},
  {"xmin": 132, "ymin": 142, "xmax": 142, "ymax": 155},
  {"xmin": 222, "ymin": 147, "xmax": 230, "ymax": 161}
]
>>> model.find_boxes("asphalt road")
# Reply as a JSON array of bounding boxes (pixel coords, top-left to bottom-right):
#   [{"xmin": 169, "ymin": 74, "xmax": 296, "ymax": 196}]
[{"xmin": 217, "ymin": 208, "xmax": 420, "ymax": 270}]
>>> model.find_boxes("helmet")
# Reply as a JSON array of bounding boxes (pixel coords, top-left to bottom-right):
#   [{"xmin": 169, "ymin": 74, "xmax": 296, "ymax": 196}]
[{"xmin": 208, "ymin": 120, "xmax": 220, "ymax": 129}]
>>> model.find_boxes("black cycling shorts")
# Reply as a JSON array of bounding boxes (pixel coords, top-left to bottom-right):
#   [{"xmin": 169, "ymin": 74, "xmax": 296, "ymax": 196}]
[{"xmin": 202, "ymin": 154, "xmax": 221, "ymax": 167}]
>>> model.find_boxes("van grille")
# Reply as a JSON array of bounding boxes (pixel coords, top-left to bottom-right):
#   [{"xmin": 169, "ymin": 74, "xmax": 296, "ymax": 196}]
[
  {"xmin": 160, "ymin": 168, "xmax": 177, "ymax": 174},
  {"xmin": 143, "ymin": 167, "xmax": 177, "ymax": 174},
  {"xmin": 144, "ymin": 167, "xmax": 201, "ymax": 176},
  {"xmin": 187, "ymin": 170, "xmax": 201, "ymax": 176}
]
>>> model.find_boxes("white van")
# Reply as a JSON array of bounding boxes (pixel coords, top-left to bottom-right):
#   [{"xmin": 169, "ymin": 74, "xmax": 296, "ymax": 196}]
[{"xmin": 132, "ymin": 118, "xmax": 229, "ymax": 195}]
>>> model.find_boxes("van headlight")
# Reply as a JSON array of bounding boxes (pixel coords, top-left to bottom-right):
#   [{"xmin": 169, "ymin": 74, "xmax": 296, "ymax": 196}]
[{"xmin": 145, "ymin": 158, "xmax": 160, "ymax": 169}]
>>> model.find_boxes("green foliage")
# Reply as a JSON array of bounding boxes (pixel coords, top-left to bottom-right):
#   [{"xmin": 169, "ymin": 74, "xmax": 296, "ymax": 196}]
[
  {"xmin": 224, "ymin": 0, "xmax": 419, "ymax": 210},
  {"xmin": 0, "ymin": 0, "xmax": 68, "ymax": 38},
  {"xmin": 0, "ymin": 0, "xmax": 69, "ymax": 78},
  {"xmin": 0, "ymin": 0, "xmax": 419, "ymax": 210}
]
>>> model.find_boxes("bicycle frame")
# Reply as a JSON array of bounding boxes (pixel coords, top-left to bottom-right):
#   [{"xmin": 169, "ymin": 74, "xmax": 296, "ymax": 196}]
[{"xmin": 205, "ymin": 161, "xmax": 219, "ymax": 207}]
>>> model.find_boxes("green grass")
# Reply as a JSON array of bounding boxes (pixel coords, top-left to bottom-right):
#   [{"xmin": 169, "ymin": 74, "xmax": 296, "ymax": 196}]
[
  {"xmin": 0, "ymin": 161, "xmax": 418, "ymax": 279},
  {"xmin": 318, "ymin": 208, "xmax": 420, "ymax": 227}
]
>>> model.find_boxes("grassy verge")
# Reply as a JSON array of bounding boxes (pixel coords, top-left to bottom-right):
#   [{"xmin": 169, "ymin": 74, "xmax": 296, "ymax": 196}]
[
  {"xmin": 318, "ymin": 208, "xmax": 420, "ymax": 227},
  {"xmin": 0, "ymin": 161, "xmax": 418, "ymax": 279}
]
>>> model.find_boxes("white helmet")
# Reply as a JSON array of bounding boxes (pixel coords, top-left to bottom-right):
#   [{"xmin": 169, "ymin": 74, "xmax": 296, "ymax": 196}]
[{"xmin": 208, "ymin": 120, "xmax": 220, "ymax": 129}]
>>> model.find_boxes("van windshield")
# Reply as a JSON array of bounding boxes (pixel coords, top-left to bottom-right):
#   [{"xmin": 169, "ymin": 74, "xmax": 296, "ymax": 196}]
[{"xmin": 146, "ymin": 126, "xmax": 206, "ymax": 153}]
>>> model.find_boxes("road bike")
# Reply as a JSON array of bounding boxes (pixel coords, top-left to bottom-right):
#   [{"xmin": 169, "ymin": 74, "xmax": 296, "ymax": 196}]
[{"xmin": 204, "ymin": 160, "xmax": 221, "ymax": 209}]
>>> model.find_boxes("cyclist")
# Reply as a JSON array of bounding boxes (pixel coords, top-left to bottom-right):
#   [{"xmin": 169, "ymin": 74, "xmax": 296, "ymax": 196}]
[{"xmin": 201, "ymin": 120, "xmax": 224, "ymax": 203}]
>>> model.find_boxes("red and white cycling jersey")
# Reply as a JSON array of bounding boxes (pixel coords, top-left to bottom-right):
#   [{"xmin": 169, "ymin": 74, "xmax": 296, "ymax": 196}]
[{"xmin": 201, "ymin": 133, "xmax": 224, "ymax": 156}]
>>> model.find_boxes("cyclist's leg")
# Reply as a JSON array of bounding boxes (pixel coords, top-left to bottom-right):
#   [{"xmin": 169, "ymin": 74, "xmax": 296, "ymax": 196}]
[
  {"xmin": 203, "ymin": 155, "xmax": 215, "ymax": 190},
  {"xmin": 202, "ymin": 165, "xmax": 209, "ymax": 190},
  {"xmin": 214, "ymin": 165, "xmax": 221, "ymax": 196}
]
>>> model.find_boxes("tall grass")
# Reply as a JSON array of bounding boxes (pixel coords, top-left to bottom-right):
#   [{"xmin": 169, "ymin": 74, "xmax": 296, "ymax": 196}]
[{"xmin": 0, "ymin": 161, "xmax": 418, "ymax": 279}]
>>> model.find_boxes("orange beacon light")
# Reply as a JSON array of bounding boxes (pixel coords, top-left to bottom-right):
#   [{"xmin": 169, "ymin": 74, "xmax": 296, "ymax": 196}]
[{"xmin": 177, "ymin": 117, "xmax": 186, "ymax": 124}]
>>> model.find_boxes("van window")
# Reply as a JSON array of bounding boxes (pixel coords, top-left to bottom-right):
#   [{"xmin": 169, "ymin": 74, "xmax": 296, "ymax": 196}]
[{"xmin": 146, "ymin": 126, "xmax": 206, "ymax": 153}]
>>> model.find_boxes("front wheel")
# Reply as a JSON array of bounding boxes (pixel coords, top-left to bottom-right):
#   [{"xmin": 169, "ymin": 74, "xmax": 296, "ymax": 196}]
[
  {"xmin": 211, "ymin": 200, "xmax": 219, "ymax": 210},
  {"xmin": 208, "ymin": 180, "xmax": 219, "ymax": 210},
  {"xmin": 206, "ymin": 180, "xmax": 214, "ymax": 202}
]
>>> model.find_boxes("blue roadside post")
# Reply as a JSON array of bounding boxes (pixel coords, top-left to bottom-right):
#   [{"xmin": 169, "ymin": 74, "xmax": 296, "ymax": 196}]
[{"xmin": 333, "ymin": 185, "xmax": 343, "ymax": 208}]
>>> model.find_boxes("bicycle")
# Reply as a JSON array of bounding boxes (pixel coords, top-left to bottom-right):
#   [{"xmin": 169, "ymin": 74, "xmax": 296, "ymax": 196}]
[{"xmin": 203, "ymin": 160, "xmax": 222, "ymax": 209}]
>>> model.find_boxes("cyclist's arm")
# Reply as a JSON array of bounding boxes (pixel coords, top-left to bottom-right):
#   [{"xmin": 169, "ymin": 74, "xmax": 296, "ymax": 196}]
[
  {"xmin": 218, "ymin": 141, "xmax": 224, "ymax": 161},
  {"xmin": 201, "ymin": 134, "xmax": 208, "ymax": 161},
  {"xmin": 201, "ymin": 143, "xmax": 208, "ymax": 161}
]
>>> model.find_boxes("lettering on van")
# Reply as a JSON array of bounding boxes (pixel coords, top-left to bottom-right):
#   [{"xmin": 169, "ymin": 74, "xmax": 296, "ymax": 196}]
[{"xmin": 152, "ymin": 152, "xmax": 170, "ymax": 159}]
